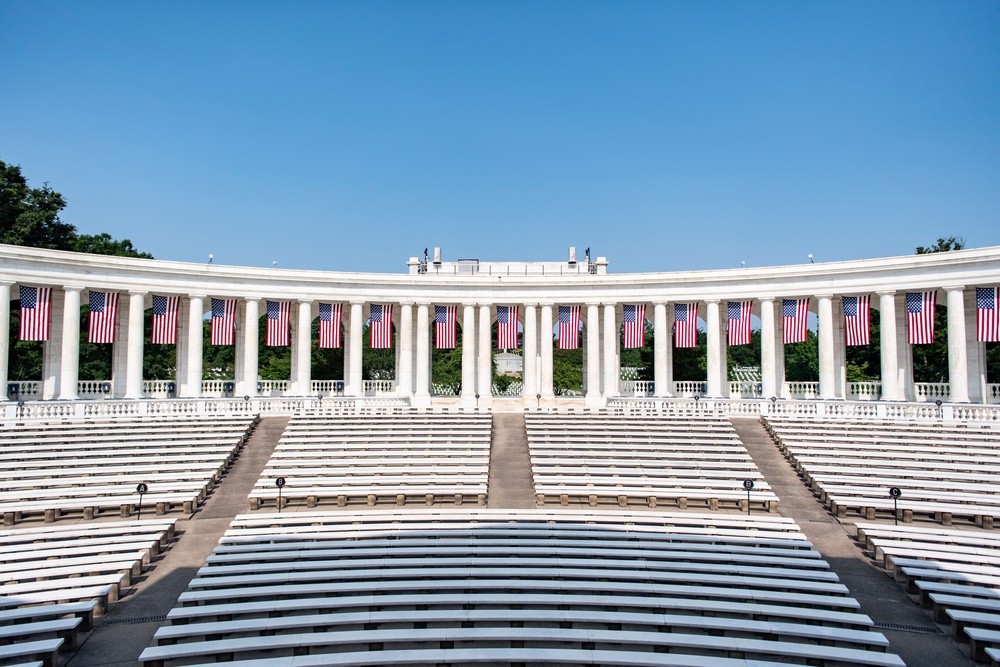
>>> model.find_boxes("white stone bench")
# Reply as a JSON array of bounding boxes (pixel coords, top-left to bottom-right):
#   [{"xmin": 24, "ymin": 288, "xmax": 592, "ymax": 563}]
[
  {"xmin": 0, "ymin": 639, "xmax": 63, "ymax": 667},
  {"xmin": 963, "ymin": 626, "xmax": 1000, "ymax": 663}
]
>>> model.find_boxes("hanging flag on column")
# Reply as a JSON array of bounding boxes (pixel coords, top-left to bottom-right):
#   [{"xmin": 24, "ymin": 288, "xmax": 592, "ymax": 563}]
[
  {"xmin": 318, "ymin": 302, "xmax": 342, "ymax": 348},
  {"xmin": 435, "ymin": 305, "xmax": 458, "ymax": 349},
  {"xmin": 843, "ymin": 295, "xmax": 871, "ymax": 346},
  {"xmin": 977, "ymin": 287, "xmax": 1000, "ymax": 342},
  {"xmin": 782, "ymin": 298, "xmax": 810, "ymax": 344},
  {"xmin": 151, "ymin": 295, "xmax": 179, "ymax": 345},
  {"xmin": 623, "ymin": 304, "xmax": 646, "ymax": 348},
  {"xmin": 557, "ymin": 305, "xmax": 581, "ymax": 350},
  {"xmin": 906, "ymin": 291, "xmax": 936, "ymax": 344},
  {"xmin": 210, "ymin": 298, "xmax": 237, "ymax": 346},
  {"xmin": 369, "ymin": 304, "xmax": 393, "ymax": 348},
  {"xmin": 87, "ymin": 291, "xmax": 119, "ymax": 344},
  {"xmin": 497, "ymin": 305, "xmax": 519, "ymax": 349},
  {"xmin": 18, "ymin": 286, "xmax": 51, "ymax": 341},
  {"xmin": 727, "ymin": 301, "xmax": 753, "ymax": 346},
  {"xmin": 673, "ymin": 303, "xmax": 697, "ymax": 348},
  {"xmin": 266, "ymin": 300, "xmax": 290, "ymax": 346}
]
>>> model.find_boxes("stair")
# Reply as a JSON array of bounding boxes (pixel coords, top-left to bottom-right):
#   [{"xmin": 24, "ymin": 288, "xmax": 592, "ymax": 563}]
[{"xmin": 487, "ymin": 414, "xmax": 536, "ymax": 508}]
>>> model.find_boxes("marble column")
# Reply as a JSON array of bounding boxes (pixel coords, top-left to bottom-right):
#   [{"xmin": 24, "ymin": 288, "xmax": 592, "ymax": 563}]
[
  {"xmin": 242, "ymin": 299, "xmax": 259, "ymax": 397},
  {"xmin": 125, "ymin": 291, "xmax": 146, "ymax": 399},
  {"xmin": 0, "ymin": 283, "xmax": 10, "ymax": 397},
  {"xmin": 522, "ymin": 305, "xmax": 537, "ymax": 398},
  {"xmin": 817, "ymin": 295, "xmax": 836, "ymax": 400},
  {"xmin": 348, "ymin": 301, "xmax": 364, "ymax": 397},
  {"xmin": 58, "ymin": 286, "xmax": 82, "ymax": 400},
  {"xmin": 539, "ymin": 303, "xmax": 554, "ymax": 398},
  {"xmin": 602, "ymin": 303, "xmax": 617, "ymax": 396},
  {"xmin": 878, "ymin": 291, "xmax": 899, "ymax": 400},
  {"xmin": 477, "ymin": 304, "xmax": 492, "ymax": 402},
  {"xmin": 414, "ymin": 303, "xmax": 430, "ymax": 404},
  {"xmin": 653, "ymin": 302, "xmax": 667, "ymax": 396},
  {"xmin": 295, "ymin": 300, "xmax": 312, "ymax": 395},
  {"xmin": 398, "ymin": 303, "xmax": 413, "ymax": 397},
  {"xmin": 760, "ymin": 298, "xmax": 777, "ymax": 399},
  {"xmin": 461, "ymin": 303, "xmax": 477, "ymax": 406},
  {"xmin": 946, "ymin": 286, "xmax": 970, "ymax": 402},
  {"xmin": 585, "ymin": 303, "xmax": 601, "ymax": 405},
  {"xmin": 705, "ymin": 300, "xmax": 722, "ymax": 397},
  {"xmin": 186, "ymin": 295, "xmax": 205, "ymax": 397}
]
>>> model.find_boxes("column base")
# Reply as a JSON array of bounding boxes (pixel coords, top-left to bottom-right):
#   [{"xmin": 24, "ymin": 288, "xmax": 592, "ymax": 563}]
[{"xmin": 411, "ymin": 393, "xmax": 431, "ymax": 409}]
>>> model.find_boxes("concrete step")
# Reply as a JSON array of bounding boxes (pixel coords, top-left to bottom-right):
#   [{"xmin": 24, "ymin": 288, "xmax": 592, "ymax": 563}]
[{"xmin": 487, "ymin": 414, "xmax": 536, "ymax": 509}]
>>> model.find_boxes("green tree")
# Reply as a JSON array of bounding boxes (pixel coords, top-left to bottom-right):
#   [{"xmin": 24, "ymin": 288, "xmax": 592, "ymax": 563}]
[{"xmin": 0, "ymin": 160, "xmax": 74, "ymax": 250}]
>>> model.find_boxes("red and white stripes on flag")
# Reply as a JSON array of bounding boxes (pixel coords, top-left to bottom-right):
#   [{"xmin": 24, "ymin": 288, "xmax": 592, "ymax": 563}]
[
  {"xmin": 369, "ymin": 304, "xmax": 393, "ymax": 349},
  {"xmin": 623, "ymin": 304, "xmax": 646, "ymax": 348},
  {"xmin": 557, "ymin": 305, "xmax": 581, "ymax": 350},
  {"xmin": 87, "ymin": 291, "xmax": 118, "ymax": 344},
  {"xmin": 266, "ymin": 300, "xmax": 290, "ymax": 347},
  {"xmin": 842, "ymin": 295, "xmax": 870, "ymax": 347},
  {"xmin": 18, "ymin": 286, "xmax": 51, "ymax": 341},
  {"xmin": 497, "ymin": 305, "xmax": 519, "ymax": 349},
  {"xmin": 435, "ymin": 305, "xmax": 458, "ymax": 349},
  {"xmin": 978, "ymin": 287, "xmax": 1000, "ymax": 342},
  {"xmin": 672, "ymin": 303, "xmax": 697, "ymax": 348},
  {"xmin": 210, "ymin": 298, "xmax": 237, "ymax": 346},
  {"xmin": 906, "ymin": 291, "xmax": 936, "ymax": 345},
  {"xmin": 727, "ymin": 301, "xmax": 752, "ymax": 346},
  {"xmin": 151, "ymin": 295, "xmax": 179, "ymax": 345},
  {"xmin": 782, "ymin": 298, "xmax": 810, "ymax": 344},
  {"xmin": 318, "ymin": 303, "xmax": 342, "ymax": 349}
]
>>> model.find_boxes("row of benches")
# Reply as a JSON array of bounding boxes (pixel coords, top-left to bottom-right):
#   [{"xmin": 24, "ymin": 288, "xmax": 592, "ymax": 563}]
[
  {"xmin": 0, "ymin": 518, "xmax": 175, "ymax": 667},
  {"xmin": 525, "ymin": 413, "xmax": 779, "ymax": 511},
  {"xmin": 0, "ymin": 416, "xmax": 256, "ymax": 525},
  {"xmin": 249, "ymin": 413, "xmax": 492, "ymax": 509},
  {"xmin": 763, "ymin": 416, "xmax": 1000, "ymax": 527},
  {"xmin": 857, "ymin": 523, "xmax": 1000, "ymax": 665},
  {"xmin": 139, "ymin": 509, "xmax": 902, "ymax": 667}
]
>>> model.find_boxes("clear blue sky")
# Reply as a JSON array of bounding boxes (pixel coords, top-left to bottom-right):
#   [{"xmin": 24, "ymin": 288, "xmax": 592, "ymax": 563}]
[{"xmin": 2, "ymin": 1, "xmax": 998, "ymax": 274}]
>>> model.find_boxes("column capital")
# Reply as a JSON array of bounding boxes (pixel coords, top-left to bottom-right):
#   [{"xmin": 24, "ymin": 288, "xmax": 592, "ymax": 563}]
[
  {"xmin": 523, "ymin": 302, "xmax": 538, "ymax": 309},
  {"xmin": 876, "ymin": 290, "xmax": 896, "ymax": 297},
  {"xmin": 244, "ymin": 296, "xmax": 260, "ymax": 304},
  {"xmin": 398, "ymin": 300, "xmax": 414, "ymax": 307},
  {"xmin": 0, "ymin": 281, "xmax": 14, "ymax": 288},
  {"xmin": 477, "ymin": 302, "xmax": 491, "ymax": 309},
  {"xmin": 462, "ymin": 302, "xmax": 477, "ymax": 309},
  {"xmin": 704, "ymin": 299, "xmax": 720, "ymax": 305},
  {"xmin": 350, "ymin": 299, "xmax": 366, "ymax": 306},
  {"xmin": 758, "ymin": 296, "xmax": 775, "ymax": 304},
  {"xmin": 585, "ymin": 302, "xmax": 601, "ymax": 308},
  {"xmin": 128, "ymin": 289, "xmax": 147, "ymax": 297},
  {"xmin": 62, "ymin": 284, "xmax": 85, "ymax": 293},
  {"xmin": 943, "ymin": 285, "xmax": 966, "ymax": 293},
  {"xmin": 601, "ymin": 301, "xmax": 616, "ymax": 308},
  {"xmin": 815, "ymin": 293, "xmax": 834, "ymax": 300},
  {"xmin": 189, "ymin": 293, "xmax": 208, "ymax": 301},
  {"xmin": 298, "ymin": 298, "xmax": 313, "ymax": 306},
  {"xmin": 539, "ymin": 302, "xmax": 556, "ymax": 309}
]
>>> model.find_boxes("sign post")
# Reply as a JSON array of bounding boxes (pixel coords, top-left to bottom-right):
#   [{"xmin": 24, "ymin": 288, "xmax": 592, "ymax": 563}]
[
  {"xmin": 889, "ymin": 487, "xmax": 902, "ymax": 525},
  {"xmin": 275, "ymin": 477, "xmax": 286, "ymax": 513},
  {"xmin": 136, "ymin": 483, "xmax": 148, "ymax": 521},
  {"xmin": 743, "ymin": 479, "xmax": 755, "ymax": 515}
]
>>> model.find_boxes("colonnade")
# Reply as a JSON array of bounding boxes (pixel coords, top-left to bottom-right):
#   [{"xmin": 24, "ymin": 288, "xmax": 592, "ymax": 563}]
[{"xmin": 0, "ymin": 284, "xmax": 992, "ymax": 405}]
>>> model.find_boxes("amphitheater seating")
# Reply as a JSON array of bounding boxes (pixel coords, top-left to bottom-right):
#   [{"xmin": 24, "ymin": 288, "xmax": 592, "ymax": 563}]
[
  {"xmin": 525, "ymin": 413, "xmax": 779, "ymax": 510},
  {"xmin": 0, "ymin": 416, "xmax": 256, "ymax": 525},
  {"xmin": 139, "ymin": 509, "xmax": 902, "ymax": 667},
  {"xmin": 0, "ymin": 519, "xmax": 175, "ymax": 667},
  {"xmin": 763, "ymin": 416, "xmax": 1000, "ymax": 526},
  {"xmin": 248, "ymin": 411, "xmax": 491, "ymax": 509},
  {"xmin": 857, "ymin": 523, "xmax": 1000, "ymax": 663}
]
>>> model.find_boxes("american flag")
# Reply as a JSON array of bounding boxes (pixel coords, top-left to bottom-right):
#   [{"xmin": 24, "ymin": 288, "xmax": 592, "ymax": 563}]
[
  {"xmin": 266, "ymin": 300, "xmax": 290, "ymax": 347},
  {"xmin": 672, "ymin": 303, "xmax": 697, "ymax": 348},
  {"xmin": 497, "ymin": 305, "xmax": 519, "ymax": 349},
  {"xmin": 623, "ymin": 304, "xmax": 646, "ymax": 348},
  {"xmin": 906, "ymin": 291, "xmax": 936, "ymax": 345},
  {"xmin": 435, "ymin": 305, "xmax": 457, "ymax": 349},
  {"xmin": 369, "ymin": 304, "xmax": 393, "ymax": 348},
  {"xmin": 318, "ymin": 302, "xmax": 342, "ymax": 349},
  {"xmin": 977, "ymin": 287, "xmax": 1000, "ymax": 342},
  {"xmin": 843, "ymin": 295, "xmax": 870, "ymax": 347},
  {"xmin": 782, "ymin": 298, "xmax": 810, "ymax": 344},
  {"xmin": 87, "ymin": 291, "xmax": 119, "ymax": 344},
  {"xmin": 18, "ymin": 286, "xmax": 51, "ymax": 341},
  {"xmin": 210, "ymin": 298, "xmax": 237, "ymax": 346},
  {"xmin": 727, "ymin": 301, "xmax": 753, "ymax": 346},
  {"xmin": 557, "ymin": 305, "xmax": 581, "ymax": 350},
  {"xmin": 151, "ymin": 295, "xmax": 179, "ymax": 345}
]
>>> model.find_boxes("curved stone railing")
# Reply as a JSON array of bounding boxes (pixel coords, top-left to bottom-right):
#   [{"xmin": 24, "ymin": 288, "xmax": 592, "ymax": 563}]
[
  {"xmin": 989, "ymin": 383, "xmax": 1000, "ymax": 404},
  {"xmin": 201, "ymin": 380, "xmax": 230, "ymax": 396},
  {"xmin": 846, "ymin": 381, "xmax": 881, "ymax": 400},
  {"xmin": 310, "ymin": 380, "xmax": 345, "ymax": 396},
  {"xmin": 783, "ymin": 381, "xmax": 819, "ymax": 399},
  {"xmin": 258, "ymin": 380, "xmax": 289, "ymax": 396},
  {"xmin": 77, "ymin": 380, "xmax": 111, "ymax": 398},
  {"xmin": 619, "ymin": 381, "xmax": 654, "ymax": 396},
  {"xmin": 363, "ymin": 379, "xmax": 396, "ymax": 396},
  {"xmin": 913, "ymin": 382, "xmax": 950, "ymax": 402},
  {"xmin": 672, "ymin": 381, "xmax": 707, "ymax": 397},
  {"xmin": 728, "ymin": 381, "xmax": 762, "ymax": 398},
  {"xmin": 7, "ymin": 381, "xmax": 41, "ymax": 399},
  {"xmin": 142, "ymin": 380, "xmax": 175, "ymax": 397}
]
